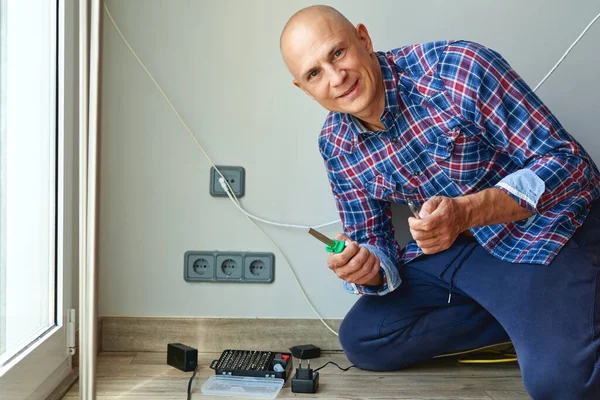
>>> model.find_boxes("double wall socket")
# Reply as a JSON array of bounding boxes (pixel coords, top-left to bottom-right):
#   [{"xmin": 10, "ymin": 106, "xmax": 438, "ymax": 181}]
[
  {"xmin": 210, "ymin": 166, "xmax": 245, "ymax": 198},
  {"xmin": 184, "ymin": 251, "xmax": 274, "ymax": 283}
]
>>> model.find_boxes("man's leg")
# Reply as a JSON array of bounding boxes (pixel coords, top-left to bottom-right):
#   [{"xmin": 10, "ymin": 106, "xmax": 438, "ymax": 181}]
[
  {"xmin": 435, "ymin": 201, "xmax": 600, "ymax": 399},
  {"xmin": 338, "ymin": 239, "xmax": 510, "ymax": 371}
]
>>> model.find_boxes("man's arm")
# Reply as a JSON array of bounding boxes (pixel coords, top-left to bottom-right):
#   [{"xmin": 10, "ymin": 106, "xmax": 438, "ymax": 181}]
[
  {"xmin": 320, "ymin": 157, "xmax": 402, "ymax": 295},
  {"xmin": 409, "ymin": 188, "xmax": 531, "ymax": 254},
  {"xmin": 410, "ymin": 41, "xmax": 599, "ymax": 254},
  {"xmin": 439, "ymin": 41, "xmax": 596, "ymax": 216},
  {"xmin": 461, "ymin": 188, "xmax": 532, "ymax": 228}
]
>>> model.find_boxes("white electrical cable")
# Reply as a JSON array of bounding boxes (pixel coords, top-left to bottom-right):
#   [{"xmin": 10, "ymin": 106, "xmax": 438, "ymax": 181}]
[
  {"xmin": 103, "ymin": 4, "xmax": 340, "ymax": 231},
  {"xmin": 103, "ymin": 0, "xmax": 599, "ymax": 338},
  {"xmin": 230, "ymin": 195, "xmax": 340, "ymax": 336},
  {"xmin": 103, "ymin": 1, "xmax": 340, "ymax": 335},
  {"xmin": 533, "ymin": 11, "xmax": 600, "ymax": 92},
  {"xmin": 218, "ymin": 178, "xmax": 339, "ymax": 229}
]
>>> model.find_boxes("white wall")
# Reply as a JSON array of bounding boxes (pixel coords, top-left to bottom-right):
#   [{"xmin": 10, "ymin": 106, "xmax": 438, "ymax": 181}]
[{"xmin": 99, "ymin": 0, "xmax": 600, "ymax": 319}]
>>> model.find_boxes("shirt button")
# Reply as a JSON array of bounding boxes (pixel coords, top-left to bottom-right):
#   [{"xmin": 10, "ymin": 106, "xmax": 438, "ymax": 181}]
[
  {"xmin": 414, "ymin": 170, "xmax": 421, "ymax": 177},
  {"xmin": 391, "ymin": 138, "xmax": 398, "ymax": 143}
]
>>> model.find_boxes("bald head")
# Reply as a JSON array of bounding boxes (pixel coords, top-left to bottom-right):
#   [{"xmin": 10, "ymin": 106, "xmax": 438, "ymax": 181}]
[
  {"xmin": 280, "ymin": 5, "xmax": 356, "ymax": 69},
  {"xmin": 278, "ymin": 6, "xmax": 383, "ymax": 120}
]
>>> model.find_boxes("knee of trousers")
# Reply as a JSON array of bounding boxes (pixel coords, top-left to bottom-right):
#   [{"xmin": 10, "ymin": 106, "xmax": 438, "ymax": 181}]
[
  {"xmin": 338, "ymin": 317, "xmax": 384, "ymax": 371},
  {"xmin": 521, "ymin": 357, "xmax": 600, "ymax": 400},
  {"xmin": 338, "ymin": 314, "xmax": 412, "ymax": 371}
]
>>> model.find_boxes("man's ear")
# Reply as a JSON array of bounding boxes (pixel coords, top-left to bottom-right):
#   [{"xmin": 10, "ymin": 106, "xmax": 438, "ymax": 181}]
[
  {"xmin": 293, "ymin": 80, "xmax": 315, "ymax": 100},
  {"xmin": 355, "ymin": 23, "xmax": 373, "ymax": 53}
]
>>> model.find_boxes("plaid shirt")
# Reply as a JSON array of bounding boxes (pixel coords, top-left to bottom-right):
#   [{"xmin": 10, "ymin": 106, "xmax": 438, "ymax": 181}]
[{"xmin": 319, "ymin": 40, "xmax": 600, "ymax": 296}]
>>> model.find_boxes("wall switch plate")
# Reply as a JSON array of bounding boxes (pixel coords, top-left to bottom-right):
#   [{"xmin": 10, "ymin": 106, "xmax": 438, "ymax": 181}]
[
  {"xmin": 210, "ymin": 166, "xmax": 245, "ymax": 198},
  {"xmin": 184, "ymin": 251, "xmax": 216, "ymax": 282}
]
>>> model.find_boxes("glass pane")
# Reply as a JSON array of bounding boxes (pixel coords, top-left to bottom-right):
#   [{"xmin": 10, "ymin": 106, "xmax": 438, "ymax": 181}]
[{"xmin": 0, "ymin": 0, "xmax": 57, "ymax": 366}]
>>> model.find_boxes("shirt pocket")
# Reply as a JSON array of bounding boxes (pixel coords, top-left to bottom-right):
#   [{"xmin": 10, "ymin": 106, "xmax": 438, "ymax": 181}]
[
  {"xmin": 426, "ymin": 129, "xmax": 492, "ymax": 187},
  {"xmin": 363, "ymin": 173, "xmax": 418, "ymax": 202},
  {"xmin": 364, "ymin": 174, "xmax": 396, "ymax": 201}
]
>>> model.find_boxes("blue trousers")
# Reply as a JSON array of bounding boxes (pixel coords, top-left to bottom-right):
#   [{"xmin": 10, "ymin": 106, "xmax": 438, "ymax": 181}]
[{"xmin": 339, "ymin": 201, "xmax": 600, "ymax": 400}]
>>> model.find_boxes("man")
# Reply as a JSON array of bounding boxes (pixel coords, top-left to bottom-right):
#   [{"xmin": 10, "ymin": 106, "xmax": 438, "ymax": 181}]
[{"xmin": 280, "ymin": 5, "xmax": 600, "ymax": 400}]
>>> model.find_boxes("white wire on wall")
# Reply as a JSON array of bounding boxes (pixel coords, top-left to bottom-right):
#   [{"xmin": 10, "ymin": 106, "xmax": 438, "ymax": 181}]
[{"xmin": 102, "ymin": 1, "xmax": 600, "ymax": 337}]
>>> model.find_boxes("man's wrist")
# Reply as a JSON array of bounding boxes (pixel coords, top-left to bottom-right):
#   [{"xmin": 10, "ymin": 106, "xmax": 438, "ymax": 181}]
[
  {"xmin": 456, "ymin": 188, "xmax": 532, "ymax": 229},
  {"xmin": 454, "ymin": 194, "xmax": 477, "ymax": 231}
]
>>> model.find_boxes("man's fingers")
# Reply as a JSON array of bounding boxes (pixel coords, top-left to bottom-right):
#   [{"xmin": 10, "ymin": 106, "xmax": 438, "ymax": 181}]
[
  {"xmin": 352, "ymin": 253, "xmax": 380, "ymax": 284},
  {"xmin": 416, "ymin": 237, "xmax": 448, "ymax": 250},
  {"xmin": 332, "ymin": 246, "xmax": 370, "ymax": 279},
  {"xmin": 325, "ymin": 237, "xmax": 381, "ymax": 285},
  {"xmin": 334, "ymin": 233, "xmax": 351, "ymax": 242},
  {"xmin": 328, "ymin": 241, "xmax": 360, "ymax": 268},
  {"xmin": 420, "ymin": 245, "xmax": 448, "ymax": 255},
  {"xmin": 410, "ymin": 227, "xmax": 437, "ymax": 241},
  {"xmin": 420, "ymin": 196, "xmax": 443, "ymax": 216},
  {"xmin": 408, "ymin": 214, "xmax": 440, "ymax": 232},
  {"xmin": 341, "ymin": 251, "xmax": 375, "ymax": 282}
]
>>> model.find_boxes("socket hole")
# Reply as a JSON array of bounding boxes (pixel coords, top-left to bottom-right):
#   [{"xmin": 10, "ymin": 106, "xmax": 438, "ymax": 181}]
[
  {"xmin": 221, "ymin": 259, "xmax": 236, "ymax": 276},
  {"xmin": 193, "ymin": 258, "xmax": 210, "ymax": 275},
  {"xmin": 249, "ymin": 260, "xmax": 265, "ymax": 276},
  {"xmin": 230, "ymin": 179, "xmax": 236, "ymax": 184}
]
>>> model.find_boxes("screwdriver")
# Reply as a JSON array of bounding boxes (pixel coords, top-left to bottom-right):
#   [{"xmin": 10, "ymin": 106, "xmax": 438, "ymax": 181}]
[
  {"xmin": 308, "ymin": 228, "xmax": 346, "ymax": 253},
  {"xmin": 408, "ymin": 200, "xmax": 421, "ymax": 219}
]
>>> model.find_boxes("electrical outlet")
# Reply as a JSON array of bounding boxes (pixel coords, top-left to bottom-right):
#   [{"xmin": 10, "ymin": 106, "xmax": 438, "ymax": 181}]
[
  {"xmin": 243, "ymin": 253, "xmax": 275, "ymax": 283},
  {"xmin": 184, "ymin": 251, "xmax": 275, "ymax": 283},
  {"xmin": 216, "ymin": 254, "xmax": 243, "ymax": 281},
  {"xmin": 210, "ymin": 166, "xmax": 245, "ymax": 198},
  {"xmin": 184, "ymin": 252, "xmax": 216, "ymax": 282}
]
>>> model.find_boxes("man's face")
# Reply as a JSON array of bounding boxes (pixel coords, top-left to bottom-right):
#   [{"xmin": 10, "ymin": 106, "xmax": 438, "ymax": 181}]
[{"xmin": 283, "ymin": 18, "xmax": 382, "ymax": 117}]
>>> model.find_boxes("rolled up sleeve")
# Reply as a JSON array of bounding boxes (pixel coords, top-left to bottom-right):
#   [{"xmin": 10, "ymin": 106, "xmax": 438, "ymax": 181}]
[{"xmin": 438, "ymin": 41, "xmax": 596, "ymax": 215}]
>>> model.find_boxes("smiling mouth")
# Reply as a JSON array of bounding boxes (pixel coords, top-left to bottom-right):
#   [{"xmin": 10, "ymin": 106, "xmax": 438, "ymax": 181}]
[{"xmin": 338, "ymin": 80, "xmax": 358, "ymax": 98}]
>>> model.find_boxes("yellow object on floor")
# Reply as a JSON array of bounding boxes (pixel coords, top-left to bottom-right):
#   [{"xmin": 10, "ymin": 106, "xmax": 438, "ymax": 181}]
[
  {"xmin": 458, "ymin": 349, "xmax": 518, "ymax": 364},
  {"xmin": 434, "ymin": 341, "xmax": 518, "ymax": 364}
]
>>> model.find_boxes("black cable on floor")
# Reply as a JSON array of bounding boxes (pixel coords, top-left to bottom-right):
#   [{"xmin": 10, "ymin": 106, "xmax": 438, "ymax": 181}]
[
  {"xmin": 313, "ymin": 361, "xmax": 356, "ymax": 373},
  {"xmin": 187, "ymin": 367, "xmax": 197, "ymax": 400}
]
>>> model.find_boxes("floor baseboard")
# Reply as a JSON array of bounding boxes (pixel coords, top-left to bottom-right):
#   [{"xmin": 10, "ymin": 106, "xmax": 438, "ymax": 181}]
[
  {"xmin": 100, "ymin": 316, "xmax": 343, "ymax": 352},
  {"xmin": 45, "ymin": 367, "xmax": 78, "ymax": 400}
]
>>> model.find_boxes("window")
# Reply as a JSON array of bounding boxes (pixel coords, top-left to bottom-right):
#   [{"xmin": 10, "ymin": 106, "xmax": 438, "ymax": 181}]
[{"xmin": 0, "ymin": 0, "xmax": 58, "ymax": 370}]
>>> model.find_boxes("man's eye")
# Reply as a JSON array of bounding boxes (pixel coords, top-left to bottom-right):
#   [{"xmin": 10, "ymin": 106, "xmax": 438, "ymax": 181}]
[
  {"xmin": 334, "ymin": 49, "xmax": 343, "ymax": 57},
  {"xmin": 309, "ymin": 70, "xmax": 318, "ymax": 78}
]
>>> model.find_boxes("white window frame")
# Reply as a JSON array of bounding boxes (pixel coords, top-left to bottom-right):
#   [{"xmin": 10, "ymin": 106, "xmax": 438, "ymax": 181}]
[{"xmin": 0, "ymin": 1, "xmax": 77, "ymax": 397}]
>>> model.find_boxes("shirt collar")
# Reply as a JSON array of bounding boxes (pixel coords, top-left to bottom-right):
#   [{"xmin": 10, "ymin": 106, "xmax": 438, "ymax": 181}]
[{"xmin": 377, "ymin": 51, "xmax": 401, "ymax": 115}]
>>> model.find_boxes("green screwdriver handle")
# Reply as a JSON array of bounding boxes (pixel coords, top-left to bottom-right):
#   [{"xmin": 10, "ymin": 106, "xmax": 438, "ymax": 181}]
[{"xmin": 325, "ymin": 240, "xmax": 346, "ymax": 254}]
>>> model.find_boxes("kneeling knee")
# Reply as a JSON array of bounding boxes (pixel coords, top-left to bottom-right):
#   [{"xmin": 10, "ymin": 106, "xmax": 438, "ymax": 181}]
[
  {"xmin": 338, "ymin": 316, "xmax": 388, "ymax": 370},
  {"xmin": 338, "ymin": 317, "xmax": 365, "ymax": 365},
  {"xmin": 523, "ymin": 361, "xmax": 600, "ymax": 400},
  {"xmin": 338, "ymin": 317, "xmax": 412, "ymax": 371}
]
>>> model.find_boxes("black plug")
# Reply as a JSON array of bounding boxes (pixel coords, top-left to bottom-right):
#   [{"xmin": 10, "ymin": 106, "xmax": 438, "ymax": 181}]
[
  {"xmin": 291, "ymin": 359, "xmax": 319, "ymax": 393},
  {"xmin": 289, "ymin": 344, "xmax": 321, "ymax": 359}
]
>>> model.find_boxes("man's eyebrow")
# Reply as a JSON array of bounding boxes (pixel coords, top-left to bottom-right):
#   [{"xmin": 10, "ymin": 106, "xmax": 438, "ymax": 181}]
[{"xmin": 300, "ymin": 41, "xmax": 346, "ymax": 78}]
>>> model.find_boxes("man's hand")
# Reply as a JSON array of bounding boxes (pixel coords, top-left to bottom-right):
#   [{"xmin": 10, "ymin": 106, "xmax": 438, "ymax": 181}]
[
  {"xmin": 408, "ymin": 189, "xmax": 533, "ymax": 255},
  {"xmin": 327, "ymin": 234, "xmax": 383, "ymax": 286},
  {"xmin": 408, "ymin": 196, "xmax": 469, "ymax": 255}
]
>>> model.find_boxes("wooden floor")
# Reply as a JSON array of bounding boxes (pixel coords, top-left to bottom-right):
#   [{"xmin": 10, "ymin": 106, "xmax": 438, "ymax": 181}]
[{"xmin": 63, "ymin": 351, "xmax": 529, "ymax": 399}]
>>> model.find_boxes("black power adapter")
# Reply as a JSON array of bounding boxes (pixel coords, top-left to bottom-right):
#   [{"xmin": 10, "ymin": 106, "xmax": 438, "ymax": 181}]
[
  {"xmin": 290, "ymin": 344, "xmax": 321, "ymax": 394},
  {"xmin": 291, "ymin": 359, "xmax": 319, "ymax": 393},
  {"xmin": 167, "ymin": 343, "xmax": 198, "ymax": 372},
  {"xmin": 289, "ymin": 344, "xmax": 321, "ymax": 359}
]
